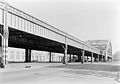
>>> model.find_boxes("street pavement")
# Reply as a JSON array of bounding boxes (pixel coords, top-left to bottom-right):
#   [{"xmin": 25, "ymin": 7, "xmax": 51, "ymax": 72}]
[{"xmin": 0, "ymin": 62, "xmax": 119, "ymax": 84}]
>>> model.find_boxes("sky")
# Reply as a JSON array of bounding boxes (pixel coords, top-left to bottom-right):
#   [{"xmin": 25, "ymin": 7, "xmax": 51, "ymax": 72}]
[{"xmin": 5, "ymin": 0, "xmax": 120, "ymax": 54}]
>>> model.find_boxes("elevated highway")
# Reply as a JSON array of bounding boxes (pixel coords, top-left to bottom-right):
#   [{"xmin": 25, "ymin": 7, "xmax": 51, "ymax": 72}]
[{"xmin": 0, "ymin": 1, "xmax": 103, "ymax": 67}]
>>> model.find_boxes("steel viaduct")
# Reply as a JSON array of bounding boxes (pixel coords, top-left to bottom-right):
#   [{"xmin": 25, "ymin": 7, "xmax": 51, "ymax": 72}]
[{"xmin": 0, "ymin": 1, "xmax": 104, "ymax": 67}]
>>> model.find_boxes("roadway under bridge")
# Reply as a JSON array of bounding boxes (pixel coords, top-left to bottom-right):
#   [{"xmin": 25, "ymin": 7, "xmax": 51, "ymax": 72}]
[{"xmin": 0, "ymin": 1, "xmax": 105, "ymax": 67}]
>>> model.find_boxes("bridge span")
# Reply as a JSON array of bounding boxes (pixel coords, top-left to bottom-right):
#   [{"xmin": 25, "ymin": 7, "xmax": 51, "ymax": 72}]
[{"xmin": 0, "ymin": 1, "xmax": 105, "ymax": 67}]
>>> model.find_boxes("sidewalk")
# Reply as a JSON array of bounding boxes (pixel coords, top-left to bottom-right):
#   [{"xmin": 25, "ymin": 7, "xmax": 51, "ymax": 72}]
[
  {"xmin": 0, "ymin": 62, "xmax": 63, "ymax": 72},
  {"xmin": 0, "ymin": 62, "xmax": 119, "ymax": 84},
  {"xmin": 0, "ymin": 62, "xmax": 118, "ymax": 76},
  {"xmin": 0, "ymin": 62, "xmax": 119, "ymax": 72}
]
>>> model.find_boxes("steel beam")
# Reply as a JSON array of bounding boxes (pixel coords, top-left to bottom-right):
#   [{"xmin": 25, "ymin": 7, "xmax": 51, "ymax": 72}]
[{"xmin": 1, "ymin": 1, "xmax": 9, "ymax": 67}]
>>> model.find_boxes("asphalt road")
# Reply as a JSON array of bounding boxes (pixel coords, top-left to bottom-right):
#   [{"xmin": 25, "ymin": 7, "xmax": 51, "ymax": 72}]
[{"xmin": 0, "ymin": 62, "xmax": 119, "ymax": 84}]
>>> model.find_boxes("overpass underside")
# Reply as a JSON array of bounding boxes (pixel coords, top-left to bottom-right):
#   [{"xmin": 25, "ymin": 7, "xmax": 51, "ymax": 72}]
[{"xmin": 0, "ymin": 26, "xmax": 104, "ymax": 64}]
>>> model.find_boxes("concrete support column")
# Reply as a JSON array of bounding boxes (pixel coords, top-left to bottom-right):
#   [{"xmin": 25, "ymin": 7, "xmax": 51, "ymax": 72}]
[
  {"xmin": 97, "ymin": 54, "xmax": 99, "ymax": 62},
  {"xmin": 63, "ymin": 36, "xmax": 68, "ymax": 64},
  {"xmin": 63, "ymin": 45, "xmax": 67, "ymax": 64},
  {"xmin": 25, "ymin": 49, "xmax": 31, "ymax": 62},
  {"xmin": 49, "ymin": 52, "xmax": 52, "ymax": 62},
  {"xmin": 69, "ymin": 54, "xmax": 72, "ymax": 62},
  {"xmin": 2, "ymin": 32, "xmax": 8, "ymax": 65},
  {"xmin": 78, "ymin": 55, "xmax": 81, "ymax": 62},
  {"xmin": 81, "ymin": 50, "xmax": 85, "ymax": 64},
  {"xmin": 102, "ymin": 55, "xmax": 104, "ymax": 62},
  {"xmin": 72, "ymin": 55, "xmax": 75, "ymax": 62},
  {"xmin": 87, "ymin": 56, "xmax": 89, "ymax": 62},
  {"xmin": 91, "ymin": 53, "xmax": 93, "ymax": 63},
  {"xmin": 105, "ymin": 52, "xmax": 108, "ymax": 62},
  {"xmin": 52, "ymin": 53, "xmax": 54, "ymax": 61}
]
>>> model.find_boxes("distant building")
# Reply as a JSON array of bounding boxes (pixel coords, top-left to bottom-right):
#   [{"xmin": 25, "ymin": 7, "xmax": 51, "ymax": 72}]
[
  {"xmin": 7, "ymin": 47, "xmax": 64, "ymax": 63},
  {"xmin": 86, "ymin": 40, "xmax": 112, "ymax": 61}
]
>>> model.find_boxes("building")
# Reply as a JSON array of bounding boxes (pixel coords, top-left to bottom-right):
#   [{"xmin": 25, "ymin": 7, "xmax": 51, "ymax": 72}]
[{"xmin": 8, "ymin": 47, "xmax": 64, "ymax": 63}]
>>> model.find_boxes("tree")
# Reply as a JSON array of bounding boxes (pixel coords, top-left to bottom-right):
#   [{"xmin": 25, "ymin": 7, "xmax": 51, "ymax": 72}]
[{"xmin": 113, "ymin": 51, "xmax": 120, "ymax": 61}]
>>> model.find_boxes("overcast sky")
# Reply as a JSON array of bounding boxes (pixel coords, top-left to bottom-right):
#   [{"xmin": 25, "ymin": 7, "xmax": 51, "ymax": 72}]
[{"xmin": 6, "ymin": 0, "xmax": 120, "ymax": 54}]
